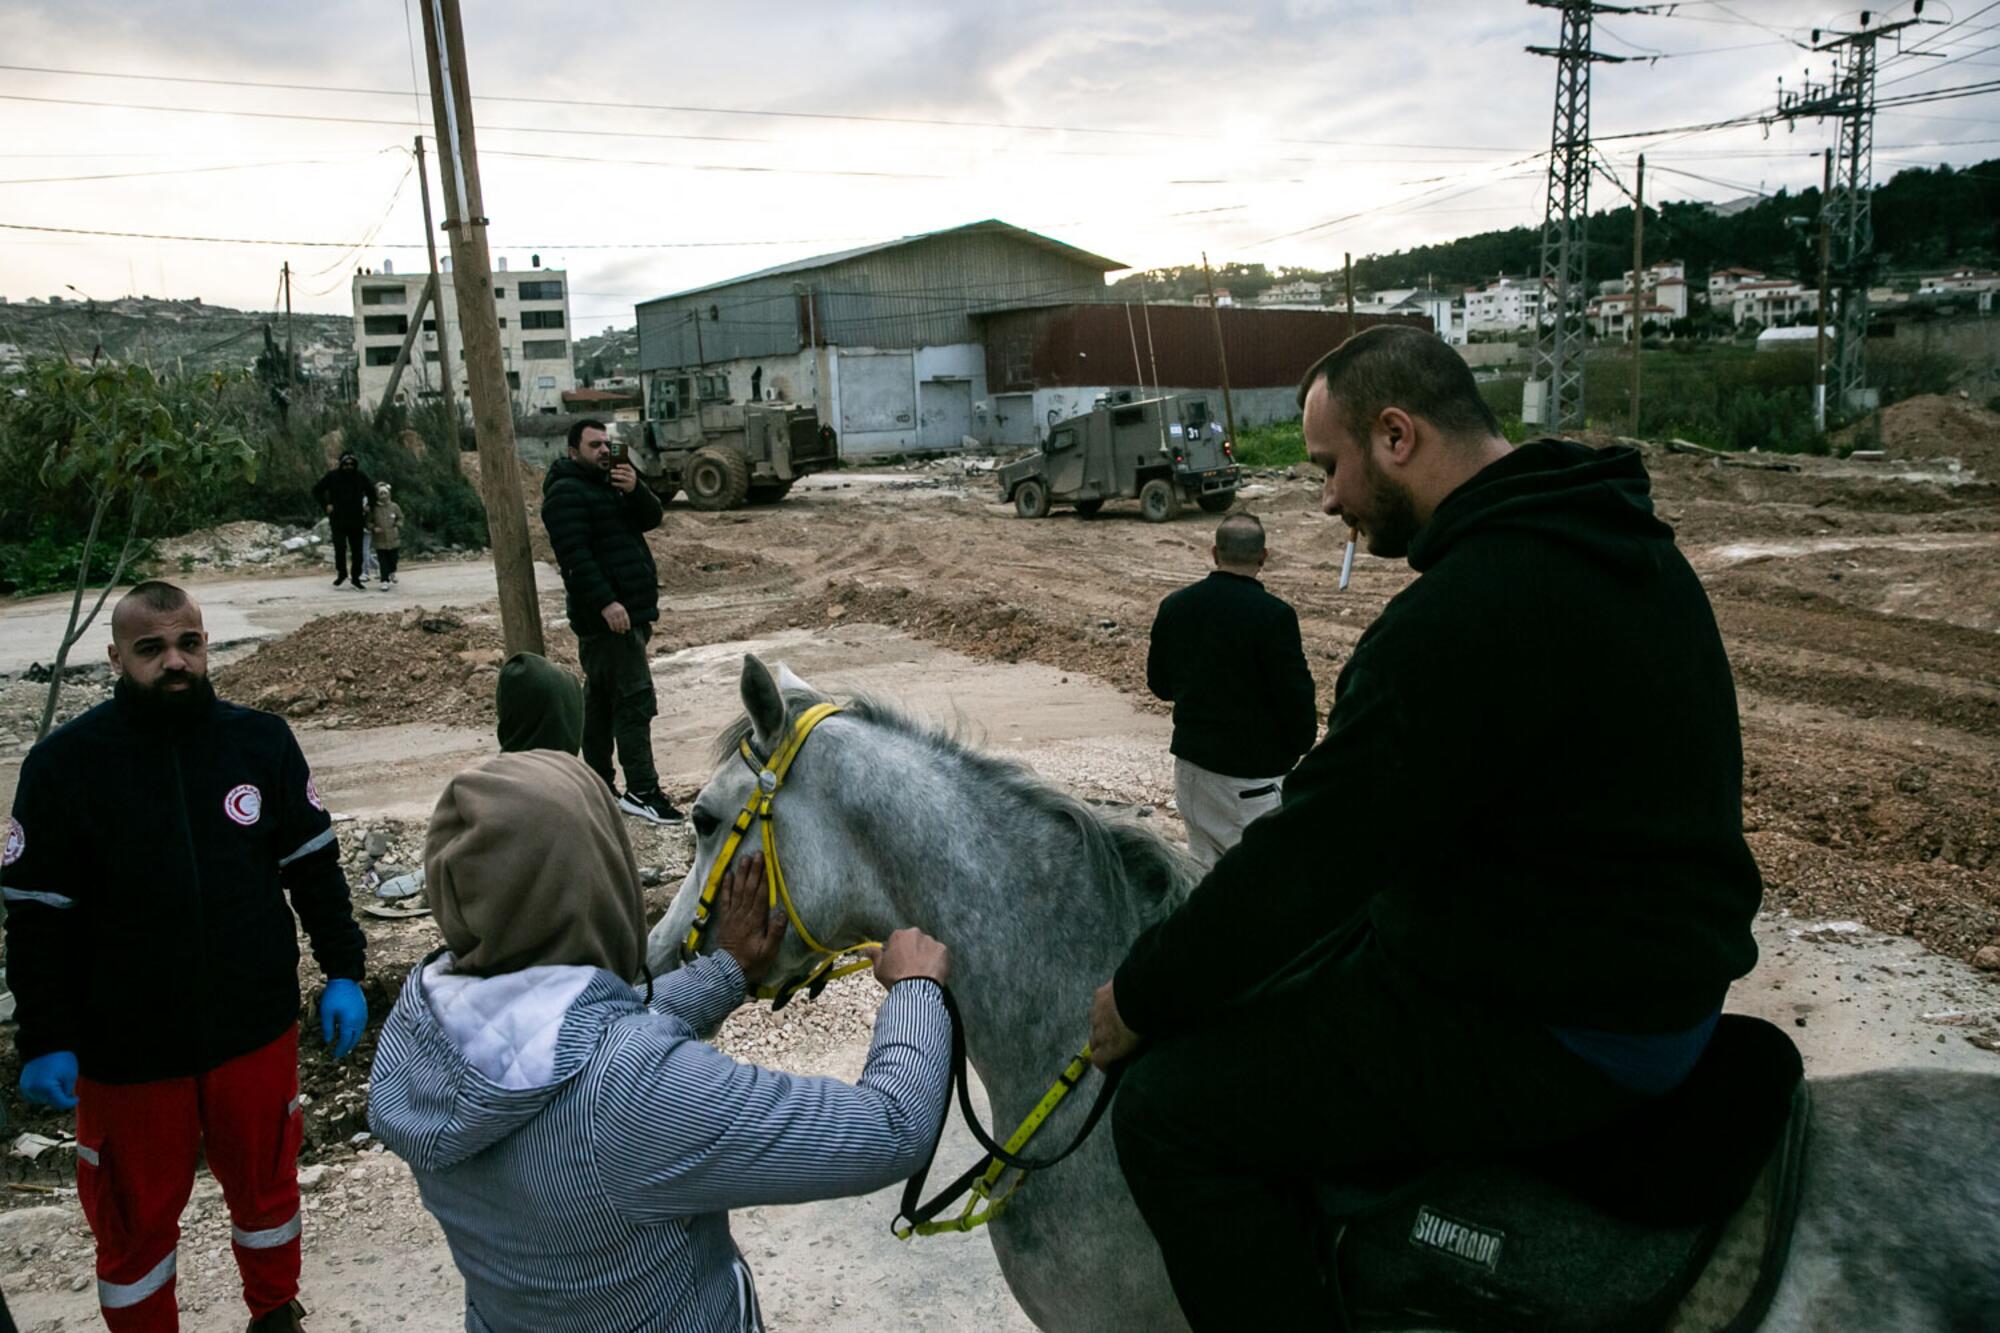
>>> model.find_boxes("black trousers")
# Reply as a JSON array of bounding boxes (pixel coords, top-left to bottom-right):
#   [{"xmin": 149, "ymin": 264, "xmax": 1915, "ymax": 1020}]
[
  {"xmin": 331, "ymin": 523, "xmax": 365, "ymax": 583},
  {"xmin": 1111, "ymin": 939, "xmax": 1637, "ymax": 1330},
  {"xmin": 578, "ymin": 623, "xmax": 659, "ymax": 794},
  {"xmin": 377, "ymin": 547, "xmax": 400, "ymax": 580}
]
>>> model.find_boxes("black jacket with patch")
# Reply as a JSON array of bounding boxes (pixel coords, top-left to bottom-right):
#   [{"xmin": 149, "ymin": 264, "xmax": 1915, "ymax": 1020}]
[
  {"xmin": 542, "ymin": 457, "xmax": 665, "ymax": 638},
  {"xmin": 3, "ymin": 682, "xmax": 366, "ymax": 1084},
  {"xmin": 1117, "ymin": 441, "xmax": 1762, "ymax": 1038},
  {"xmin": 1147, "ymin": 571, "xmax": 1318, "ymax": 780}
]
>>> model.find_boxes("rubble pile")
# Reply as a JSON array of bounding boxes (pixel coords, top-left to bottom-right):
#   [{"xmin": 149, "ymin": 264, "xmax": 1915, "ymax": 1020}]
[
  {"xmin": 152, "ymin": 519, "xmax": 325, "ymax": 573},
  {"xmin": 213, "ymin": 606, "xmax": 580, "ymax": 729},
  {"xmin": 649, "ymin": 539, "xmax": 786, "ymax": 594}
]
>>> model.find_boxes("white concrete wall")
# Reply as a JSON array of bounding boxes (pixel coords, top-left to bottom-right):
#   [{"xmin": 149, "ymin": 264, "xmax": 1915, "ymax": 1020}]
[{"xmin": 833, "ymin": 342, "xmax": 989, "ymax": 458}]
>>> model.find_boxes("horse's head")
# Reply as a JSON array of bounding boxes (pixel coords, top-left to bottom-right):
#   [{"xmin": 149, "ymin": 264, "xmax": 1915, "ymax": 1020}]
[{"xmin": 644, "ymin": 654, "xmax": 896, "ymax": 992}]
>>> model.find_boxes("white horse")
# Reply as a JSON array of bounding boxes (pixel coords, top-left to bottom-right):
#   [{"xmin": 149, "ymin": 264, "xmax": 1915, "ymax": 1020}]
[{"xmin": 648, "ymin": 656, "xmax": 2000, "ymax": 1331}]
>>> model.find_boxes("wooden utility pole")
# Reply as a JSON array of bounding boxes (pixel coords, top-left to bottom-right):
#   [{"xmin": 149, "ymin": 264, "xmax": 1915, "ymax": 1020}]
[
  {"xmin": 413, "ymin": 133, "xmax": 460, "ymax": 449},
  {"xmin": 1629, "ymin": 153, "xmax": 1644, "ymax": 437},
  {"xmin": 1344, "ymin": 252, "xmax": 1355, "ymax": 339},
  {"xmin": 1200, "ymin": 251, "xmax": 1238, "ymax": 452},
  {"xmin": 1814, "ymin": 147, "xmax": 1833, "ymax": 434},
  {"xmin": 418, "ymin": 0, "xmax": 544, "ymax": 657}
]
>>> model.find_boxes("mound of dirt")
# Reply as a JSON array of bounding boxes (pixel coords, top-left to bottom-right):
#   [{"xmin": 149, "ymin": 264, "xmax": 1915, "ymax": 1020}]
[
  {"xmin": 650, "ymin": 539, "xmax": 790, "ymax": 594},
  {"xmin": 214, "ymin": 606, "xmax": 579, "ymax": 729},
  {"xmin": 1843, "ymin": 394, "xmax": 2000, "ymax": 473}
]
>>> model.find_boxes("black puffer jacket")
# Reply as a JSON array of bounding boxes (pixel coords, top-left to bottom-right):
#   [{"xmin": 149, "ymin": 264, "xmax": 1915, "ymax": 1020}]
[{"xmin": 542, "ymin": 457, "xmax": 664, "ymax": 636}]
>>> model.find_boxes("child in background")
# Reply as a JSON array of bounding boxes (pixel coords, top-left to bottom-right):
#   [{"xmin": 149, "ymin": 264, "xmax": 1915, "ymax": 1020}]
[{"xmin": 371, "ymin": 482, "xmax": 404, "ymax": 588}]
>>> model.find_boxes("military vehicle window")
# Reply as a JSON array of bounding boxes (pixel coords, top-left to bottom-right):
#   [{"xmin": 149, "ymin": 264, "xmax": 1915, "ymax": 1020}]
[
  {"xmin": 1184, "ymin": 401, "xmax": 1211, "ymax": 429},
  {"xmin": 698, "ymin": 373, "xmax": 729, "ymax": 402},
  {"xmin": 1111, "ymin": 406, "xmax": 1144, "ymax": 428},
  {"xmin": 1050, "ymin": 428, "xmax": 1078, "ymax": 452},
  {"xmin": 648, "ymin": 378, "xmax": 682, "ymax": 421}
]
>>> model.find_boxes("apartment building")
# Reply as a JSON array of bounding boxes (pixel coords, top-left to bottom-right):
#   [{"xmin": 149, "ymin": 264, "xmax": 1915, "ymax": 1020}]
[
  {"xmin": 1707, "ymin": 267, "xmax": 1766, "ymax": 307},
  {"xmin": 351, "ymin": 259, "xmax": 574, "ymax": 413},
  {"xmin": 1732, "ymin": 278, "xmax": 1819, "ymax": 328},
  {"xmin": 1463, "ymin": 277, "xmax": 1544, "ymax": 332}
]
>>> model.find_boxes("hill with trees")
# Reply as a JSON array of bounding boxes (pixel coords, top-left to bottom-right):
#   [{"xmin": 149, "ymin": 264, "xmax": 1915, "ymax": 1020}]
[{"xmin": 1113, "ymin": 158, "xmax": 2000, "ymax": 301}]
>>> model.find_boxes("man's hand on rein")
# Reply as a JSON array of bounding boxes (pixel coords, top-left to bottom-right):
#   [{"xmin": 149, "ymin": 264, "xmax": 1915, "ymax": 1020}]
[
  {"xmin": 713, "ymin": 850, "xmax": 787, "ymax": 986},
  {"xmin": 1089, "ymin": 981, "xmax": 1142, "ymax": 1069}
]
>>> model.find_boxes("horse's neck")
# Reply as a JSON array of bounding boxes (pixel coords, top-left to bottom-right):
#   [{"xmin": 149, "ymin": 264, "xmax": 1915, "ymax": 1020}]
[{"xmin": 850, "ymin": 745, "xmax": 1156, "ymax": 1111}]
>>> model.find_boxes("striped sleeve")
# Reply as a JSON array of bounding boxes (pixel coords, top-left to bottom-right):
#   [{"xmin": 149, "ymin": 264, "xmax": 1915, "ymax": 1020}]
[
  {"xmin": 594, "ymin": 979, "xmax": 952, "ymax": 1223},
  {"xmin": 645, "ymin": 954, "xmax": 747, "ymax": 1038}
]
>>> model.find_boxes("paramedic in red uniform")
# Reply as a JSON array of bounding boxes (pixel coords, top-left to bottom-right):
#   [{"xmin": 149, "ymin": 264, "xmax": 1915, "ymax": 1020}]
[{"xmin": 1, "ymin": 581, "xmax": 368, "ymax": 1333}]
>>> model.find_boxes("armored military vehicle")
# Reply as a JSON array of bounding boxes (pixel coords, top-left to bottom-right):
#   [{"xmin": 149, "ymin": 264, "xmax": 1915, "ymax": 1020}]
[
  {"xmin": 629, "ymin": 377, "xmax": 838, "ymax": 510},
  {"xmin": 996, "ymin": 392, "xmax": 1239, "ymax": 521}
]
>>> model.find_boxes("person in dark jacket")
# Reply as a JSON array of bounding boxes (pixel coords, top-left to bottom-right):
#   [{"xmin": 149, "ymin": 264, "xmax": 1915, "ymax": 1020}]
[
  {"xmin": 541, "ymin": 419, "xmax": 682, "ymax": 825},
  {"xmin": 496, "ymin": 652, "xmax": 585, "ymax": 756},
  {"xmin": 311, "ymin": 452, "xmax": 375, "ymax": 590},
  {"xmin": 1146, "ymin": 513, "xmax": 1317, "ymax": 868},
  {"xmin": 3, "ymin": 581, "xmax": 368, "ymax": 1333},
  {"xmin": 1087, "ymin": 326, "xmax": 1763, "ymax": 1329}
]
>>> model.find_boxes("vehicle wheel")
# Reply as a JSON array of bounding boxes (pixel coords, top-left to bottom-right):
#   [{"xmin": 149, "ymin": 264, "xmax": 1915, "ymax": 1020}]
[
  {"xmin": 747, "ymin": 480, "xmax": 794, "ymax": 504},
  {"xmin": 1073, "ymin": 499, "xmax": 1105, "ymax": 517},
  {"xmin": 1014, "ymin": 479, "xmax": 1050, "ymax": 519},
  {"xmin": 686, "ymin": 446, "xmax": 752, "ymax": 511},
  {"xmin": 1139, "ymin": 478, "xmax": 1181, "ymax": 523},
  {"xmin": 1196, "ymin": 490, "xmax": 1235, "ymax": 514}
]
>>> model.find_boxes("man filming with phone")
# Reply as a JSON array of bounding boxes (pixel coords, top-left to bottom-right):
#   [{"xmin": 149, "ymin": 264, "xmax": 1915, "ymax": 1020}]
[{"xmin": 542, "ymin": 419, "xmax": 684, "ymax": 825}]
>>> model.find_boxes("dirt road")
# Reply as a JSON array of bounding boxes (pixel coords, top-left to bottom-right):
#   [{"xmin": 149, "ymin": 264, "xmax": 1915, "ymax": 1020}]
[{"xmin": 1, "ymin": 445, "xmax": 1995, "ymax": 1328}]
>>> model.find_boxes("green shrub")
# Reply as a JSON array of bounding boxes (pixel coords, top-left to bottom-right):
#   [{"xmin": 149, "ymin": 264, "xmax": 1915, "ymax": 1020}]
[
  {"xmin": 0, "ymin": 520, "xmax": 155, "ymax": 597},
  {"xmin": 1233, "ymin": 419, "xmax": 1305, "ymax": 468}
]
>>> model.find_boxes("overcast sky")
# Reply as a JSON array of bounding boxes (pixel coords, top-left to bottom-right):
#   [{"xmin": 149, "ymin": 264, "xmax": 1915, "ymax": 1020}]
[{"xmin": 1, "ymin": 0, "xmax": 1992, "ymax": 328}]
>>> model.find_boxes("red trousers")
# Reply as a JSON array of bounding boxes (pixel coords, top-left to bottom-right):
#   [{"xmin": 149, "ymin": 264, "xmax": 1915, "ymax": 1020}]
[{"xmin": 75, "ymin": 1026, "xmax": 304, "ymax": 1332}]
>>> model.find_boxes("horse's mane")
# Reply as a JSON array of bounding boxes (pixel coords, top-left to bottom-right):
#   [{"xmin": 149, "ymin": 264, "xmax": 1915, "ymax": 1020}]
[{"xmin": 716, "ymin": 688, "xmax": 1194, "ymax": 918}]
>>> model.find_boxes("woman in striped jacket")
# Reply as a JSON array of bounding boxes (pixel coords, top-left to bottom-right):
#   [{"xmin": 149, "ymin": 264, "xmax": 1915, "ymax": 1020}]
[{"xmin": 369, "ymin": 750, "xmax": 953, "ymax": 1332}]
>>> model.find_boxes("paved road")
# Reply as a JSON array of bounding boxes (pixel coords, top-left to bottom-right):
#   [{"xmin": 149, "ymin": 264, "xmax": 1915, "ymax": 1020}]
[{"xmin": 0, "ymin": 558, "xmax": 562, "ymax": 675}]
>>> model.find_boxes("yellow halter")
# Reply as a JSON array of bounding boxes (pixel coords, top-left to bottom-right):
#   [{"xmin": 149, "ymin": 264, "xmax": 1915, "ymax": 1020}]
[{"xmin": 679, "ymin": 702, "xmax": 883, "ymax": 1005}]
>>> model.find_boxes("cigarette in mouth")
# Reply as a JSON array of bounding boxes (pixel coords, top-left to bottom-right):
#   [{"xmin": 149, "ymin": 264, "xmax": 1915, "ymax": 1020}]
[{"xmin": 1338, "ymin": 528, "xmax": 1357, "ymax": 591}]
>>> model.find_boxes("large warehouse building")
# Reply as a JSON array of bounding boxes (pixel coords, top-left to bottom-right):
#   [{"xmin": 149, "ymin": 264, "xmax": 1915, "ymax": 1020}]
[{"xmin": 635, "ymin": 219, "xmax": 1433, "ymax": 457}]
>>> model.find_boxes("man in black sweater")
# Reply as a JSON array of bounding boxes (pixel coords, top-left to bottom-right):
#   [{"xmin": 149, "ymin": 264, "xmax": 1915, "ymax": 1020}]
[
  {"xmin": 1147, "ymin": 514, "xmax": 1316, "ymax": 868},
  {"xmin": 1089, "ymin": 326, "xmax": 1763, "ymax": 1328},
  {"xmin": 541, "ymin": 419, "xmax": 682, "ymax": 824}
]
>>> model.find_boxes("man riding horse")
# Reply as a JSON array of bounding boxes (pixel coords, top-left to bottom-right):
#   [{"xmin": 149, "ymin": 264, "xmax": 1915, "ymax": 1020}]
[{"xmin": 1089, "ymin": 325, "xmax": 1763, "ymax": 1328}]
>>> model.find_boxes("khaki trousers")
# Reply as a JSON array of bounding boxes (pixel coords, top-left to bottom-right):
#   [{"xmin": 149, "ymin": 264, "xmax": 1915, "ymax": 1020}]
[{"xmin": 1173, "ymin": 757, "xmax": 1285, "ymax": 871}]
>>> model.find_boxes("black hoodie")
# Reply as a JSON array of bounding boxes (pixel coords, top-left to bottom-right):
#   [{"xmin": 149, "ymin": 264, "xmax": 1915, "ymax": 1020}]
[{"xmin": 1116, "ymin": 440, "xmax": 1761, "ymax": 1038}]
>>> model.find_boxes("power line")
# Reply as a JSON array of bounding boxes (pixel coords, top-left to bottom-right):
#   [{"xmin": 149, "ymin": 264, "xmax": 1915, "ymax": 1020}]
[
  {"xmin": 0, "ymin": 150, "xmax": 403, "ymax": 187},
  {"xmin": 0, "ymin": 62, "xmax": 1535, "ymax": 154}
]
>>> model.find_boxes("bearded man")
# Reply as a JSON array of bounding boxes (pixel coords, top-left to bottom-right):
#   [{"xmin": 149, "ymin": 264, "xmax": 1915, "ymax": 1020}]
[
  {"xmin": 1087, "ymin": 326, "xmax": 1763, "ymax": 1328},
  {"xmin": 2, "ymin": 580, "xmax": 368, "ymax": 1332}
]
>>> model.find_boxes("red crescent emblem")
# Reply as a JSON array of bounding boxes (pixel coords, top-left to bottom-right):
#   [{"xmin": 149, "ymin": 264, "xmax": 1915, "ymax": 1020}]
[
  {"xmin": 2, "ymin": 818, "xmax": 21, "ymax": 867},
  {"xmin": 305, "ymin": 775, "xmax": 324, "ymax": 812},
  {"xmin": 224, "ymin": 784, "xmax": 263, "ymax": 827}
]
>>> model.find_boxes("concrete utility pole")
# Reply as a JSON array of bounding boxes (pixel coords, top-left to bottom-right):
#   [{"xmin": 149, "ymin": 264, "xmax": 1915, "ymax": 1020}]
[
  {"xmin": 1814, "ymin": 147, "xmax": 1833, "ymax": 434},
  {"xmin": 413, "ymin": 133, "xmax": 460, "ymax": 449},
  {"xmin": 1526, "ymin": 0, "xmax": 1631, "ymax": 433},
  {"xmin": 418, "ymin": 0, "xmax": 544, "ymax": 657},
  {"xmin": 1629, "ymin": 153, "xmax": 1644, "ymax": 437},
  {"xmin": 282, "ymin": 261, "xmax": 294, "ymax": 390},
  {"xmin": 1777, "ymin": 9, "xmax": 1926, "ymax": 420},
  {"xmin": 1201, "ymin": 252, "xmax": 1238, "ymax": 451},
  {"xmin": 1344, "ymin": 252, "xmax": 1356, "ymax": 339}
]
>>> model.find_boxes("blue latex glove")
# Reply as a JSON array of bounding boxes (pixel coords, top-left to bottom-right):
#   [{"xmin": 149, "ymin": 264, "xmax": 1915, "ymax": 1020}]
[
  {"xmin": 20, "ymin": 1051, "xmax": 78, "ymax": 1110},
  {"xmin": 319, "ymin": 979, "xmax": 367, "ymax": 1060}
]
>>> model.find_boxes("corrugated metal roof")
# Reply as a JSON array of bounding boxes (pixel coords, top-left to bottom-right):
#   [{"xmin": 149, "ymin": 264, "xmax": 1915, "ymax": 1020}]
[{"xmin": 639, "ymin": 220, "xmax": 1125, "ymax": 307}]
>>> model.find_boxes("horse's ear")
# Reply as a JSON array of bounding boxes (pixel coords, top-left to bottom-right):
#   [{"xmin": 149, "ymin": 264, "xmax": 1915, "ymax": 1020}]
[{"xmin": 740, "ymin": 654, "xmax": 787, "ymax": 754}]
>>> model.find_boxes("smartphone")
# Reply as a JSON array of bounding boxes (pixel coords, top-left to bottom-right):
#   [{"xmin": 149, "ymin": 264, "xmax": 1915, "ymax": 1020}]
[{"xmin": 610, "ymin": 438, "xmax": 630, "ymax": 466}]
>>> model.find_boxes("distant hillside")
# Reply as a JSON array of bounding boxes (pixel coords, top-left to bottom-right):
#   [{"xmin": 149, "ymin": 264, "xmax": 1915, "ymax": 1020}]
[
  {"xmin": 573, "ymin": 324, "xmax": 639, "ymax": 382},
  {"xmin": 0, "ymin": 295, "xmax": 352, "ymax": 378},
  {"xmin": 1114, "ymin": 158, "xmax": 2000, "ymax": 300}
]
